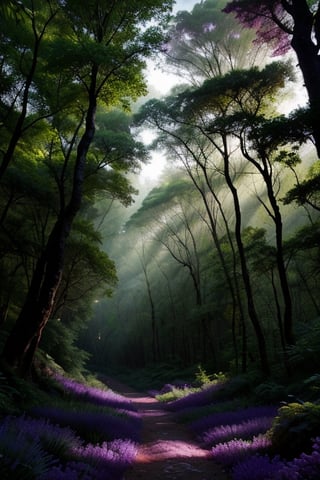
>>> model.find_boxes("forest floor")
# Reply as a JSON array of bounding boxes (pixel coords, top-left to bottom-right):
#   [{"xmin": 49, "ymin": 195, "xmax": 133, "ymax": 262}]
[{"xmin": 104, "ymin": 377, "xmax": 231, "ymax": 480}]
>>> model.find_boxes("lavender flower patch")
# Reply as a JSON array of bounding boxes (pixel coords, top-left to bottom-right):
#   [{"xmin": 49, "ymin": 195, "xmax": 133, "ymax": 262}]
[
  {"xmin": 167, "ymin": 382, "xmax": 224, "ymax": 412},
  {"xmin": 190, "ymin": 405, "xmax": 278, "ymax": 436},
  {"xmin": 54, "ymin": 373, "xmax": 135, "ymax": 411},
  {"xmin": 30, "ymin": 405, "xmax": 141, "ymax": 443},
  {"xmin": 42, "ymin": 462, "xmax": 115, "ymax": 480},
  {"xmin": 40, "ymin": 439, "xmax": 138, "ymax": 480},
  {"xmin": 210, "ymin": 434, "xmax": 272, "ymax": 467},
  {"xmin": 232, "ymin": 454, "xmax": 285, "ymax": 480},
  {"xmin": 277, "ymin": 436, "xmax": 320, "ymax": 480},
  {"xmin": 232, "ymin": 437, "xmax": 320, "ymax": 480},
  {"xmin": 202, "ymin": 415, "xmax": 274, "ymax": 446},
  {"xmin": 0, "ymin": 414, "xmax": 82, "ymax": 457},
  {"xmin": 0, "ymin": 417, "xmax": 57, "ymax": 478},
  {"xmin": 39, "ymin": 464, "xmax": 83, "ymax": 480},
  {"xmin": 73, "ymin": 438, "xmax": 137, "ymax": 474},
  {"xmin": 0, "ymin": 414, "xmax": 138, "ymax": 480}
]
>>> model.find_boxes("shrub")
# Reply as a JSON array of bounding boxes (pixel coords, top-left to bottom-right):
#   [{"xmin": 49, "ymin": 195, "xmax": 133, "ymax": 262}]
[
  {"xmin": 269, "ymin": 402, "xmax": 320, "ymax": 459},
  {"xmin": 254, "ymin": 382, "xmax": 287, "ymax": 403}
]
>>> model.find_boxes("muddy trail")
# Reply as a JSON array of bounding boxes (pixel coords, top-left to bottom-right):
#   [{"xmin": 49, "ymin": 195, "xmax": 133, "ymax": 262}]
[{"xmin": 103, "ymin": 378, "xmax": 231, "ymax": 480}]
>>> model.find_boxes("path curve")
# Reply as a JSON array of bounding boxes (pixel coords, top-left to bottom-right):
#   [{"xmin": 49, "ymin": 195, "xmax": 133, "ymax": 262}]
[{"xmin": 103, "ymin": 377, "xmax": 231, "ymax": 480}]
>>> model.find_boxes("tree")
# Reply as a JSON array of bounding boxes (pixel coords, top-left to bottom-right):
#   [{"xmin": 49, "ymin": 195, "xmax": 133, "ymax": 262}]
[
  {"xmin": 165, "ymin": 0, "xmax": 266, "ymax": 85},
  {"xmin": 137, "ymin": 60, "xmax": 297, "ymax": 375},
  {"xmin": 0, "ymin": 0, "xmax": 64, "ymax": 181},
  {"xmin": 2, "ymin": 0, "xmax": 173, "ymax": 375},
  {"xmin": 223, "ymin": 0, "xmax": 320, "ymax": 157},
  {"xmin": 283, "ymin": 160, "xmax": 320, "ymax": 212},
  {"xmin": 235, "ymin": 114, "xmax": 301, "ymax": 347}
]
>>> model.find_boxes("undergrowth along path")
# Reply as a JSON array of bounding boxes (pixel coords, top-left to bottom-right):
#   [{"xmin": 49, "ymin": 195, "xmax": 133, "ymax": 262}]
[{"xmin": 103, "ymin": 377, "xmax": 231, "ymax": 480}]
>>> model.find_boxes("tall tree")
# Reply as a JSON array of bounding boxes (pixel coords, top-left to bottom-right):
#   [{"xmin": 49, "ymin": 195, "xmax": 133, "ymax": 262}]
[
  {"xmin": 223, "ymin": 0, "xmax": 320, "ymax": 157},
  {"xmin": 234, "ymin": 113, "xmax": 299, "ymax": 347},
  {"xmin": 2, "ymin": 0, "xmax": 173, "ymax": 375},
  {"xmin": 165, "ymin": 0, "xmax": 266, "ymax": 85}
]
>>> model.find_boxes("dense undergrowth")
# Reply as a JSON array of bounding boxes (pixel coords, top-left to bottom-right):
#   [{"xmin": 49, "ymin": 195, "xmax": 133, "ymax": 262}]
[
  {"xmin": 148, "ymin": 367, "xmax": 320, "ymax": 480},
  {"xmin": 0, "ymin": 357, "xmax": 141, "ymax": 480},
  {"xmin": 1, "ymin": 358, "xmax": 320, "ymax": 479}
]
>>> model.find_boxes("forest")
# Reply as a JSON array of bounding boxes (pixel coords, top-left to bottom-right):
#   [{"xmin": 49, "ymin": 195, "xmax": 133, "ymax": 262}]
[{"xmin": 1, "ymin": 0, "xmax": 320, "ymax": 479}]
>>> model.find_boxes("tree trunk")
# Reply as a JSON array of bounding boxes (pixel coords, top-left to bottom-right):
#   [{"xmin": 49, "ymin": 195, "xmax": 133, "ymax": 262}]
[
  {"xmin": 264, "ymin": 174, "xmax": 294, "ymax": 346},
  {"xmin": 288, "ymin": 0, "xmax": 320, "ymax": 157},
  {"xmin": 2, "ymin": 75, "xmax": 97, "ymax": 375},
  {"xmin": 221, "ymin": 138, "xmax": 270, "ymax": 376}
]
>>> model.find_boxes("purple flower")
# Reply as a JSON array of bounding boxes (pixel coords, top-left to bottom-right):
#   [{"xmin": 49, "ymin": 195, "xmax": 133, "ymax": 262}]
[
  {"xmin": 41, "ymin": 439, "xmax": 137, "ymax": 480},
  {"xmin": 211, "ymin": 434, "xmax": 272, "ymax": 466},
  {"xmin": 168, "ymin": 382, "xmax": 224, "ymax": 411},
  {"xmin": 31, "ymin": 405, "xmax": 141, "ymax": 443},
  {"xmin": 202, "ymin": 416, "xmax": 274, "ymax": 446},
  {"xmin": 54, "ymin": 374, "xmax": 136, "ymax": 411},
  {"xmin": 277, "ymin": 437, "xmax": 320, "ymax": 480},
  {"xmin": 0, "ymin": 413, "xmax": 138, "ymax": 480},
  {"xmin": 190, "ymin": 405, "xmax": 278, "ymax": 436},
  {"xmin": 233, "ymin": 454, "xmax": 285, "ymax": 480},
  {"xmin": 72, "ymin": 438, "xmax": 137, "ymax": 472},
  {"xmin": 0, "ymin": 415, "xmax": 60, "ymax": 477}
]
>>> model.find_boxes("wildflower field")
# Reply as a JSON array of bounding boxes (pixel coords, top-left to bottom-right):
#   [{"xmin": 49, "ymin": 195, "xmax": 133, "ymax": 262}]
[
  {"xmin": 154, "ymin": 375, "xmax": 320, "ymax": 480},
  {"xmin": 0, "ymin": 369, "xmax": 141, "ymax": 479},
  {"xmin": 1, "ymin": 363, "xmax": 320, "ymax": 479}
]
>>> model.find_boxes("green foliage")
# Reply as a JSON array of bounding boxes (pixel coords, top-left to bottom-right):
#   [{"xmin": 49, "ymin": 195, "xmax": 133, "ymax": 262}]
[
  {"xmin": 40, "ymin": 320, "xmax": 91, "ymax": 375},
  {"xmin": 167, "ymin": 0, "xmax": 262, "ymax": 81},
  {"xmin": 179, "ymin": 397, "xmax": 250, "ymax": 423},
  {"xmin": 212, "ymin": 374, "xmax": 259, "ymax": 402},
  {"xmin": 283, "ymin": 169, "xmax": 320, "ymax": 210},
  {"xmin": 286, "ymin": 318, "xmax": 320, "ymax": 373},
  {"xmin": 194, "ymin": 365, "xmax": 228, "ymax": 386},
  {"xmin": 304, "ymin": 374, "xmax": 320, "ymax": 391},
  {"xmin": 0, "ymin": 363, "xmax": 55, "ymax": 416},
  {"xmin": 186, "ymin": 61, "xmax": 294, "ymax": 117},
  {"xmin": 0, "ymin": 0, "xmax": 174, "ymax": 374},
  {"xmin": 156, "ymin": 385, "xmax": 198, "ymax": 403},
  {"xmin": 254, "ymin": 382, "xmax": 287, "ymax": 403},
  {"xmin": 195, "ymin": 364, "xmax": 214, "ymax": 386},
  {"xmin": 0, "ymin": 371, "xmax": 19, "ymax": 414},
  {"xmin": 269, "ymin": 402, "xmax": 320, "ymax": 459},
  {"xmin": 109, "ymin": 363, "xmax": 198, "ymax": 391}
]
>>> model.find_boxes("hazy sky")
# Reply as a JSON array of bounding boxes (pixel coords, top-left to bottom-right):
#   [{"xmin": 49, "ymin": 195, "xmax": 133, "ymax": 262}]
[
  {"xmin": 146, "ymin": 0, "xmax": 197, "ymax": 95},
  {"xmin": 173, "ymin": 0, "xmax": 196, "ymax": 13},
  {"xmin": 141, "ymin": 1, "xmax": 197, "ymax": 181}
]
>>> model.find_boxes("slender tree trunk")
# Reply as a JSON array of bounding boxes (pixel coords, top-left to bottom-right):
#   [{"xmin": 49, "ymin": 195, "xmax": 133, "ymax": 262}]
[
  {"xmin": 265, "ymin": 175, "xmax": 294, "ymax": 346},
  {"xmin": 186, "ymin": 157, "xmax": 247, "ymax": 373},
  {"xmin": 240, "ymin": 134, "xmax": 295, "ymax": 351},
  {"xmin": 221, "ymin": 138, "xmax": 270, "ymax": 376}
]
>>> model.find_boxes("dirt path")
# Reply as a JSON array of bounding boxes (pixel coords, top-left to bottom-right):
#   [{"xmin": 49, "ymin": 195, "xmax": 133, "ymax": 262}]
[{"xmin": 103, "ymin": 378, "xmax": 231, "ymax": 480}]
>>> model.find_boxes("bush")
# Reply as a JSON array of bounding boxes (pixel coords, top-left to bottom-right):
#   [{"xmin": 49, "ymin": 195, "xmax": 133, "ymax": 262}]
[
  {"xmin": 254, "ymin": 382, "xmax": 287, "ymax": 403},
  {"xmin": 269, "ymin": 402, "xmax": 320, "ymax": 459}
]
